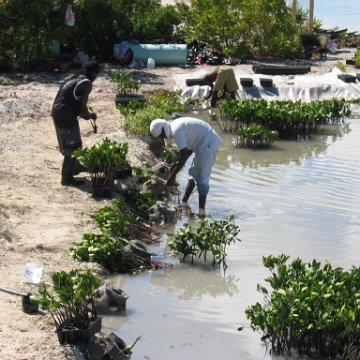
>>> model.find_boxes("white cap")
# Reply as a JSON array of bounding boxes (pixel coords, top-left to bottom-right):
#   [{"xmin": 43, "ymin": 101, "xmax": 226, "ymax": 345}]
[{"xmin": 150, "ymin": 119, "xmax": 171, "ymax": 147}]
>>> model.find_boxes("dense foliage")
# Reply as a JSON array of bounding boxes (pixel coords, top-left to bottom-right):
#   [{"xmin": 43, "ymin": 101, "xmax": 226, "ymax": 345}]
[
  {"xmin": 0, "ymin": 0, "xmax": 182, "ymax": 70},
  {"xmin": 1, "ymin": 0, "xmax": 311, "ymax": 70},
  {"xmin": 245, "ymin": 255, "xmax": 360, "ymax": 358},
  {"xmin": 0, "ymin": 0, "xmax": 54, "ymax": 71},
  {"xmin": 183, "ymin": 0, "xmax": 303, "ymax": 59}
]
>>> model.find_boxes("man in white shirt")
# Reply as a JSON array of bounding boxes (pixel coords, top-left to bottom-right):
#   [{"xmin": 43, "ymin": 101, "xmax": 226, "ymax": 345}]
[{"xmin": 150, "ymin": 117, "xmax": 222, "ymax": 211}]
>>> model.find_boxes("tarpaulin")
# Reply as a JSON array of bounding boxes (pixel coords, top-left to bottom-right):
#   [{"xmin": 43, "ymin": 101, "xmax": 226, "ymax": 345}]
[{"xmin": 174, "ymin": 67, "xmax": 360, "ymax": 115}]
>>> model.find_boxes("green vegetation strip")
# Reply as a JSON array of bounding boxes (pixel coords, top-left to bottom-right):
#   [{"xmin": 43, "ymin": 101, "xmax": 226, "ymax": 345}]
[{"xmin": 219, "ymin": 98, "xmax": 351, "ymax": 139}]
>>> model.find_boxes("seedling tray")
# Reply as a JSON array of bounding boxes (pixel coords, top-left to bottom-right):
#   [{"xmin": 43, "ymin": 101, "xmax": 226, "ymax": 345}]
[
  {"xmin": 252, "ymin": 64, "xmax": 311, "ymax": 75},
  {"xmin": 337, "ymin": 74, "xmax": 356, "ymax": 83},
  {"xmin": 260, "ymin": 78, "xmax": 273, "ymax": 88},
  {"xmin": 240, "ymin": 78, "xmax": 254, "ymax": 87},
  {"xmin": 185, "ymin": 78, "xmax": 208, "ymax": 87}
]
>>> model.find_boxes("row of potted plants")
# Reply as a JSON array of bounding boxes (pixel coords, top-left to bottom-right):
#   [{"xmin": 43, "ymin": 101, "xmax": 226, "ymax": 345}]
[
  {"xmin": 218, "ymin": 98, "xmax": 351, "ymax": 140},
  {"xmin": 71, "ymin": 196, "xmax": 155, "ymax": 273}
]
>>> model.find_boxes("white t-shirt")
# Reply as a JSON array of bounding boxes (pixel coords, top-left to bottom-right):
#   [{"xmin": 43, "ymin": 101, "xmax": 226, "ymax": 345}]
[{"xmin": 169, "ymin": 117, "xmax": 222, "ymax": 153}]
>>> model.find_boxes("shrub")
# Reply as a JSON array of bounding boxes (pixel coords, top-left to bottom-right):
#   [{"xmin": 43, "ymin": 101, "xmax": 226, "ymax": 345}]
[
  {"xmin": 146, "ymin": 90, "xmax": 184, "ymax": 114},
  {"xmin": 355, "ymin": 49, "xmax": 360, "ymax": 66},
  {"xmin": 0, "ymin": 0, "xmax": 54, "ymax": 71},
  {"xmin": 120, "ymin": 90, "xmax": 183, "ymax": 136},
  {"xmin": 122, "ymin": 106, "xmax": 171, "ymax": 136},
  {"xmin": 245, "ymin": 255, "xmax": 360, "ymax": 357},
  {"xmin": 71, "ymin": 199, "xmax": 153, "ymax": 273}
]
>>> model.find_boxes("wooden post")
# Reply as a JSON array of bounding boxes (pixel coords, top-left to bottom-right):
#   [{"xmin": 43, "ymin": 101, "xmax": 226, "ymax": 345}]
[
  {"xmin": 291, "ymin": 0, "xmax": 297, "ymax": 16},
  {"xmin": 309, "ymin": 0, "xmax": 314, "ymax": 31}
]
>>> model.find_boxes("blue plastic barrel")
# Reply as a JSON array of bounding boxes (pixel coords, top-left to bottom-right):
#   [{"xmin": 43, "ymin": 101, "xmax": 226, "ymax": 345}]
[{"xmin": 130, "ymin": 44, "xmax": 187, "ymax": 65}]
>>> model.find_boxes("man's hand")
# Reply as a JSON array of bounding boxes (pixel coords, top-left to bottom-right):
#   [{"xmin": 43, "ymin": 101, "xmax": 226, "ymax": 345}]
[
  {"xmin": 170, "ymin": 161, "xmax": 178, "ymax": 172},
  {"xmin": 166, "ymin": 178, "xmax": 178, "ymax": 187}
]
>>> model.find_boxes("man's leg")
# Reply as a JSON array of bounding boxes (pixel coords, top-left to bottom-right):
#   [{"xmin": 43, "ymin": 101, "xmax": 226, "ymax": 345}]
[
  {"xmin": 210, "ymin": 91, "xmax": 219, "ymax": 108},
  {"xmin": 61, "ymin": 156, "xmax": 85, "ymax": 186},
  {"xmin": 199, "ymin": 194, "xmax": 207, "ymax": 209},
  {"xmin": 73, "ymin": 160, "xmax": 88, "ymax": 175},
  {"xmin": 182, "ymin": 178, "xmax": 196, "ymax": 203}
]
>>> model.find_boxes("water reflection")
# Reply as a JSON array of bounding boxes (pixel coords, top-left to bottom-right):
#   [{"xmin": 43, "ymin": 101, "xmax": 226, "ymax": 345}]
[
  {"xmin": 149, "ymin": 267, "xmax": 239, "ymax": 300},
  {"xmin": 216, "ymin": 122, "xmax": 351, "ymax": 169}
]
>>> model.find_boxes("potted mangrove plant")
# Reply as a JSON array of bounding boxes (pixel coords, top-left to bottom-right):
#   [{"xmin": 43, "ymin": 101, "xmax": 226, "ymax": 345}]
[
  {"xmin": 233, "ymin": 124, "xmax": 278, "ymax": 148},
  {"xmin": 34, "ymin": 269, "xmax": 101, "ymax": 345},
  {"xmin": 72, "ymin": 138, "xmax": 128, "ymax": 198},
  {"xmin": 108, "ymin": 70, "xmax": 144, "ymax": 106}
]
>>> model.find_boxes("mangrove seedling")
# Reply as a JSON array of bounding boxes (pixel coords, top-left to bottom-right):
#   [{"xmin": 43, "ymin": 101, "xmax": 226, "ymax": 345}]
[{"xmin": 34, "ymin": 269, "xmax": 101, "ymax": 331}]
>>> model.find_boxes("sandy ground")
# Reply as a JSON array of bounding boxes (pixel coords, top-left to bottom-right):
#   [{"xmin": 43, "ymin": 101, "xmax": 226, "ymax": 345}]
[{"xmin": 0, "ymin": 50, "xmax": 357, "ymax": 360}]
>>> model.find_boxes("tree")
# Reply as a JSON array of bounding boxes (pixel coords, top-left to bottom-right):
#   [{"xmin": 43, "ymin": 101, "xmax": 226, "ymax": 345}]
[
  {"xmin": 0, "ymin": 0, "xmax": 54, "ymax": 71},
  {"xmin": 184, "ymin": 0, "xmax": 243, "ymax": 50},
  {"xmin": 183, "ymin": 0, "xmax": 303, "ymax": 59}
]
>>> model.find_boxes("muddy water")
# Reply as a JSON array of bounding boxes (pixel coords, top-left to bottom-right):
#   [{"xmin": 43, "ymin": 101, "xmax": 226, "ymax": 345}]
[{"xmin": 105, "ymin": 118, "xmax": 360, "ymax": 360}]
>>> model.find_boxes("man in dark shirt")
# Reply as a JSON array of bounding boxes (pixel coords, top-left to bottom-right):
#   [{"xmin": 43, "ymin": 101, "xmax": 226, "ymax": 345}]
[{"xmin": 52, "ymin": 60, "xmax": 98, "ymax": 186}]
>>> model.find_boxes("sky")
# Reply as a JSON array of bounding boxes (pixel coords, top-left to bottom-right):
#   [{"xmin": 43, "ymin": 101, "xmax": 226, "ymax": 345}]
[
  {"xmin": 161, "ymin": 1, "xmax": 359, "ymax": 33},
  {"xmin": 296, "ymin": 0, "xmax": 359, "ymax": 32}
]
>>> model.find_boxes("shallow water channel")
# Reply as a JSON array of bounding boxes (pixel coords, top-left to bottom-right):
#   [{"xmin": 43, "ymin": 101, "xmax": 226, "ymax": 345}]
[{"xmin": 105, "ymin": 116, "xmax": 360, "ymax": 360}]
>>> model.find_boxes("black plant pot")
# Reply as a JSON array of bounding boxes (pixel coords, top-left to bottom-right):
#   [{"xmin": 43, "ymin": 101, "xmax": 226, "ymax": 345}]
[
  {"xmin": 337, "ymin": 74, "xmax": 356, "ymax": 83},
  {"xmin": 91, "ymin": 175, "xmax": 115, "ymax": 198},
  {"xmin": 185, "ymin": 78, "xmax": 208, "ymax": 87},
  {"xmin": 114, "ymin": 164, "xmax": 132, "ymax": 180},
  {"xmin": 260, "ymin": 78, "xmax": 273, "ymax": 88},
  {"xmin": 115, "ymin": 94, "xmax": 145, "ymax": 107},
  {"xmin": 56, "ymin": 317, "xmax": 102, "ymax": 345},
  {"xmin": 240, "ymin": 78, "xmax": 254, "ymax": 87},
  {"xmin": 22, "ymin": 294, "xmax": 39, "ymax": 314}
]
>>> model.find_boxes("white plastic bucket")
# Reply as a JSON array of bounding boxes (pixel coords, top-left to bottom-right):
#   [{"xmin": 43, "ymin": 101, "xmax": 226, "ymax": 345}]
[
  {"xmin": 147, "ymin": 57, "xmax": 155, "ymax": 69},
  {"xmin": 25, "ymin": 263, "xmax": 43, "ymax": 284}
]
